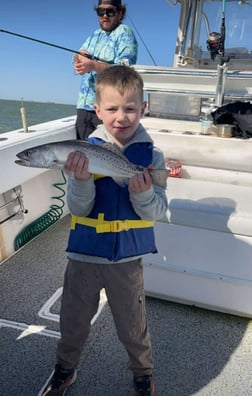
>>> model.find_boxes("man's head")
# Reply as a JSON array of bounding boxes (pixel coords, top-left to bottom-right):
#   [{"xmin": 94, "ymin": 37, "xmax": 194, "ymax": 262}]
[{"xmin": 95, "ymin": 0, "xmax": 126, "ymax": 31}]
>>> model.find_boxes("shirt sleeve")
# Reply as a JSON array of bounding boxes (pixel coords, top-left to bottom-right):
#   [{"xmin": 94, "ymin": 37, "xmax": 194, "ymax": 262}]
[
  {"xmin": 67, "ymin": 176, "xmax": 96, "ymax": 216},
  {"xmin": 112, "ymin": 25, "xmax": 138, "ymax": 65},
  {"xmin": 129, "ymin": 147, "xmax": 168, "ymax": 221}
]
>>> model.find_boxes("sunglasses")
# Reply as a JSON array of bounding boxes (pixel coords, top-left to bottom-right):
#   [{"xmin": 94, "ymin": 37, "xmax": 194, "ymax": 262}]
[{"xmin": 96, "ymin": 8, "xmax": 118, "ymax": 17}]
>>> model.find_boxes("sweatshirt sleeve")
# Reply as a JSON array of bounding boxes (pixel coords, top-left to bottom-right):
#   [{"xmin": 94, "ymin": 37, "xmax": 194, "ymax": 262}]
[
  {"xmin": 66, "ymin": 176, "xmax": 95, "ymax": 217},
  {"xmin": 129, "ymin": 147, "xmax": 168, "ymax": 221}
]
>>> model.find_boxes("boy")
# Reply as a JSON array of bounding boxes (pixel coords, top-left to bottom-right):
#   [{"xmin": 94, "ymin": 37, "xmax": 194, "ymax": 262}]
[{"xmin": 41, "ymin": 65, "xmax": 168, "ymax": 396}]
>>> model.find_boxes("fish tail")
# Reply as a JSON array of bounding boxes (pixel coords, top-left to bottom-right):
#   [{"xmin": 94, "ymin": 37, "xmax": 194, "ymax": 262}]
[{"xmin": 149, "ymin": 169, "xmax": 169, "ymax": 188}]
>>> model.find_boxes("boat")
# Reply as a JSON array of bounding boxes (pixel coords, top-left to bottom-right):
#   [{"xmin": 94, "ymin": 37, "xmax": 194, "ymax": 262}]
[{"xmin": 1, "ymin": 0, "xmax": 252, "ymax": 319}]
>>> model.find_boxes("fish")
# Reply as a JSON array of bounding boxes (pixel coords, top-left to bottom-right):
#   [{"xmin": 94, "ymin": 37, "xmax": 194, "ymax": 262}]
[{"xmin": 15, "ymin": 140, "xmax": 169, "ymax": 188}]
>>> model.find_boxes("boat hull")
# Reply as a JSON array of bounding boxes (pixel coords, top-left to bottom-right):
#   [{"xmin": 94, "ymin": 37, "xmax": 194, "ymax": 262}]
[
  {"xmin": 143, "ymin": 221, "xmax": 252, "ymax": 317},
  {"xmin": 0, "ymin": 116, "xmax": 76, "ymax": 261},
  {"xmin": 140, "ymin": 120, "xmax": 252, "ymax": 317},
  {"xmin": 1, "ymin": 115, "xmax": 252, "ymax": 318}
]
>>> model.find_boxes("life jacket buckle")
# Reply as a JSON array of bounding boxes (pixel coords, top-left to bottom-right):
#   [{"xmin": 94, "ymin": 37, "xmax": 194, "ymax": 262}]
[{"xmin": 110, "ymin": 220, "xmax": 129, "ymax": 232}]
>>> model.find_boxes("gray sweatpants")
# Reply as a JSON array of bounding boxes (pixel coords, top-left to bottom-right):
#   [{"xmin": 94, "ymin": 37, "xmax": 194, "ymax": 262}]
[{"xmin": 56, "ymin": 258, "xmax": 154, "ymax": 376}]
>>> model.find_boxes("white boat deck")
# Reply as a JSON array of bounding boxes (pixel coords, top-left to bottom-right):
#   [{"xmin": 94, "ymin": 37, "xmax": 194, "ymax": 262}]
[{"xmin": 1, "ymin": 215, "xmax": 252, "ymax": 395}]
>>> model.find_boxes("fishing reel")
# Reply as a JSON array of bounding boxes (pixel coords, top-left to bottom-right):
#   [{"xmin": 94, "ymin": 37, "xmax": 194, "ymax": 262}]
[
  {"xmin": 207, "ymin": 32, "xmax": 223, "ymax": 60},
  {"xmin": 207, "ymin": 31, "xmax": 230, "ymax": 64},
  {"xmin": 207, "ymin": 15, "xmax": 230, "ymax": 64}
]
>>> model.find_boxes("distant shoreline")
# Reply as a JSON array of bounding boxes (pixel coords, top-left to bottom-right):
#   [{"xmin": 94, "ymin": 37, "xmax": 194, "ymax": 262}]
[
  {"xmin": 0, "ymin": 99, "xmax": 76, "ymax": 134},
  {"xmin": 0, "ymin": 98, "xmax": 75, "ymax": 106}
]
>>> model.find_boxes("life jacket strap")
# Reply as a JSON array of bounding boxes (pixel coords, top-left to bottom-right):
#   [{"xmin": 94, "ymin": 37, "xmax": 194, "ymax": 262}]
[{"xmin": 71, "ymin": 213, "xmax": 154, "ymax": 234}]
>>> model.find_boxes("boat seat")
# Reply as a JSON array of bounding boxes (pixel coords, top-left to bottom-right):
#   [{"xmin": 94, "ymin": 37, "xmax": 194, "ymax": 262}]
[{"xmin": 165, "ymin": 178, "xmax": 252, "ymax": 237}]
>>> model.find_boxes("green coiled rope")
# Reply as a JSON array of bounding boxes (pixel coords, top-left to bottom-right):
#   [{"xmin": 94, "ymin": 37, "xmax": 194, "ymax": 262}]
[{"xmin": 14, "ymin": 170, "xmax": 67, "ymax": 250}]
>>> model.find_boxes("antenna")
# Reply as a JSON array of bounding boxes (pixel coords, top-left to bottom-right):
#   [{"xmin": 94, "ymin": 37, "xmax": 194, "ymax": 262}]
[{"xmin": 126, "ymin": 14, "xmax": 157, "ymax": 66}]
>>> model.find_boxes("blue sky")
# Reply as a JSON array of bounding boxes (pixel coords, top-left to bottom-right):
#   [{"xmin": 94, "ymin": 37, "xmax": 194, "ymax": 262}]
[{"xmin": 0, "ymin": 0, "xmax": 180, "ymax": 105}]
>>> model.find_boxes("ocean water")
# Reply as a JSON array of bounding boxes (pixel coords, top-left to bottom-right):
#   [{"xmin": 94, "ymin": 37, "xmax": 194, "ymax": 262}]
[{"xmin": 0, "ymin": 99, "xmax": 76, "ymax": 134}]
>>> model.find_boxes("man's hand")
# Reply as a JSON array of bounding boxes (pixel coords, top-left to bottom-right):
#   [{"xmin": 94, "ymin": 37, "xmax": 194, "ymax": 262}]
[{"xmin": 74, "ymin": 50, "xmax": 93, "ymax": 75}]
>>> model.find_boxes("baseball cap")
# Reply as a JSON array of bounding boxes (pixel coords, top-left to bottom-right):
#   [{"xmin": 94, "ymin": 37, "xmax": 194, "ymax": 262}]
[{"xmin": 98, "ymin": 0, "xmax": 122, "ymax": 6}]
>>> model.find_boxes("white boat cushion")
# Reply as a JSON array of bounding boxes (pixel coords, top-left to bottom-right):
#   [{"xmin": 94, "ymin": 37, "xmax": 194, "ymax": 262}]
[{"xmin": 165, "ymin": 178, "xmax": 252, "ymax": 237}]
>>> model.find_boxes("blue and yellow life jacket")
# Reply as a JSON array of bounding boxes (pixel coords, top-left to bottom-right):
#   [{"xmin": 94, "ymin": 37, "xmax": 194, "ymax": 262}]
[{"xmin": 66, "ymin": 138, "xmax": 157, "ymax": 261}]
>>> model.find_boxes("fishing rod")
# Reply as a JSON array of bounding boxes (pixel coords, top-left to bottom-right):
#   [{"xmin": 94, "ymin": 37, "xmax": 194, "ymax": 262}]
[
  {"xmin": 206, "ymin": 0, "xmax": 229, "ymax": 65},
  {"xmin": 0, "ymin": 28, "xmax": 114, "ymax": 64},
  {"xmin": 127, "ymin": 13, "xmax": 157, "ymax": 66}
]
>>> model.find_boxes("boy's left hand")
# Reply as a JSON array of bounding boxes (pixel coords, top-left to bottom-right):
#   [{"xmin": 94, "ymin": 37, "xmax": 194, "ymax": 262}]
[{"xmin": 128, "ymin": 168, "xmax": 152, "ymax": 193}]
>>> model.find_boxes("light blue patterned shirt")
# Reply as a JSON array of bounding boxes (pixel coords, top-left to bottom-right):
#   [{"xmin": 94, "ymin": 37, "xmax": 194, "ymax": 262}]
[{"xmin": 76, "ymin": 23, "xmax": 138, "ymax": 110}]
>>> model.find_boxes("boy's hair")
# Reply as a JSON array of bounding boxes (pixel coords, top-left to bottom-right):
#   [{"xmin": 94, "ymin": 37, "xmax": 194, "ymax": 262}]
[{"xmin": 95, "ymin": 65, "xmax": 144, "ymax": 103}]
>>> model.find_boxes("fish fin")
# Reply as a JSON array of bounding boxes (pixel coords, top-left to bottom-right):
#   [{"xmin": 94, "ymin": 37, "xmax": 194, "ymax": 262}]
[
  {"xmin": 51, "ymin": 160, "xmax": 65, "ymax": 168},
  {"xmin": 111, "ymin": 177, "xmax": 128, "ymax": 187},
  {"xmin": 93, "ymin": 172, "xmax": 127, "ymax": 186},
  {"xmin": 149, "ymin": 169, "xmax": 170, "ymax": 188},
  {"xmin": 99, "ymin": 142, "xmax": 129, "ymax": 160}
]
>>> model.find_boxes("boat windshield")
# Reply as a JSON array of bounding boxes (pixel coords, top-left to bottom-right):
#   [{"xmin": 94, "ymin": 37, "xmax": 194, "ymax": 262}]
[
  {"xmin": 177, "ymin": 0, "xmax": 252, "ymax": 68},
  {"xmin": 201, "ymin": 1, "xmax": 252, "ymax": 58}
]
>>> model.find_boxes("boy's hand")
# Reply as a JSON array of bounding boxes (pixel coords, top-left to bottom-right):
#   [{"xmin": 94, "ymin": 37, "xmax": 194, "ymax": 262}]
[
  {"xmin": 64, "ymin": 152, "xmax": 91, "ymax": 180},
  {"xmin": 128, "ymin": 168, "xmax": 153, "ymax": 193}
]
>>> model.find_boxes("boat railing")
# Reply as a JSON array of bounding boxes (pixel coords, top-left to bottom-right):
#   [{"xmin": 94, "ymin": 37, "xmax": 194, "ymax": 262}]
[
  {"xmin": 134, "ymin": 65, "xmax": 252, "ymax": 118},
  {"xmin": 142, "ymin": 87, "xmax": 252, "ymax": 101}
]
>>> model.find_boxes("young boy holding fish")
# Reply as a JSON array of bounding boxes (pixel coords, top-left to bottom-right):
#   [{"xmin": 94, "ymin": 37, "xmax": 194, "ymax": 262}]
[{"xmin": 41, "ymin": 65, "xmax": 168, "ymax": 396}]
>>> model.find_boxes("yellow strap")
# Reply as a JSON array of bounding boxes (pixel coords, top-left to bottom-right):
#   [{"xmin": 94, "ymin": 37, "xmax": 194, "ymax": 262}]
[
  {"xmin": 93, "ymin": 174, "xmax": 104, "ymax": 180},
  {"xmin": 71, "ymin": 213, "xmax": 154, "ymax": 234}
]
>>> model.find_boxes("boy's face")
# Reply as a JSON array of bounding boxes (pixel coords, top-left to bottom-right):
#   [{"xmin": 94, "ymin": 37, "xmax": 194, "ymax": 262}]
[{"xmin": 94, "ymin": 86, "xmax": 146, "ymax": 147}]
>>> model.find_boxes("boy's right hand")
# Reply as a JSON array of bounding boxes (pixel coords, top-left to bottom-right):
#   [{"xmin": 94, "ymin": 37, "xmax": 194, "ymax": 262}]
[{"xmin": 64, "ymin": 152, "xmax": 91, "ymax": 181}]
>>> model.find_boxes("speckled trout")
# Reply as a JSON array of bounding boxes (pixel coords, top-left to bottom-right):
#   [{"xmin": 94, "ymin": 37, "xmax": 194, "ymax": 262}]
[{"xmin": 15, "ymin": 140, "xmax": 169, "ymax": 188}]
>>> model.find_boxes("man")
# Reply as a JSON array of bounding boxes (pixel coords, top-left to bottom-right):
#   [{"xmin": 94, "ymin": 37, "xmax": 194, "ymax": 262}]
[{"xmin": 74, "ymin": 0, "xmax": 138, "ymax": 140}]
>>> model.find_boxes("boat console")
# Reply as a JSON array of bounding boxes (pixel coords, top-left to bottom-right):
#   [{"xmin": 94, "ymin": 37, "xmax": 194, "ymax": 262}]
[{"xmin": 135, "ymin": 0, "xmax": 252, "ymax": 317}]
